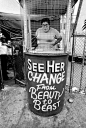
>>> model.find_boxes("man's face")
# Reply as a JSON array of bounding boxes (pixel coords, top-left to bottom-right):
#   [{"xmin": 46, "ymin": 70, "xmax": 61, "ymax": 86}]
[{"xmin": 42, "ymin": 22, "xmax": 50, "ymax": 32}]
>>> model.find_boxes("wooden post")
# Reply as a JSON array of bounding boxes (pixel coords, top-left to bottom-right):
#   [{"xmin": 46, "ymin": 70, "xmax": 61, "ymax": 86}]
[
  {"xmin": 23, "ymin": 0, "xmax": 27, "ymax": 52},
  {"xmin": 27, "ymin": 3, "xmax": 31, "ymax": 50},
  {"xmin": 65, "ymin": 0, "xmax": 72, "ymax": 53},
  {"xmin": 60, "ymin": 15, "xmax": 66, "ymax": 51}
]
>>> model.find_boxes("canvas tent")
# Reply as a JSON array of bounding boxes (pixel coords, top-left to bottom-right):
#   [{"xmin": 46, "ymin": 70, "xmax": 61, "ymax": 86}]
[
  {"xmin": 0, "ymin": 0, "xmax": 78, "ymax": 40},
  {"xmin": 0, "ymin": 12, "xmax": 45, "ymax": 39},
  {"xmin": 0, "ymin": 12, "xmax": 61, "ymax": 40},
  {"xmin": 0, "ymin": 12, "xmax": 22, "ymax": 39}
]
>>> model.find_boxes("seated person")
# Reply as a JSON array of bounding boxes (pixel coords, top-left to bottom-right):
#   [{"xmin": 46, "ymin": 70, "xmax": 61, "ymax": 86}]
[{"xmin": 34, "ymin": 18, "xmax": 62, "ymax": 50}]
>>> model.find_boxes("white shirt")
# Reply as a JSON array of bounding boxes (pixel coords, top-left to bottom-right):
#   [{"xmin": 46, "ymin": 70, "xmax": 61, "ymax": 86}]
[{"xmin": 35, "ymin": 27, "xmax": 61, "ymax": 49}]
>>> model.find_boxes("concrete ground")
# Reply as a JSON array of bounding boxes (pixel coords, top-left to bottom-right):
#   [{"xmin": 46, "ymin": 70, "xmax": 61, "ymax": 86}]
[{"xmin": 0, "ymin": 62, "xmax": 86, "ymax": 128}]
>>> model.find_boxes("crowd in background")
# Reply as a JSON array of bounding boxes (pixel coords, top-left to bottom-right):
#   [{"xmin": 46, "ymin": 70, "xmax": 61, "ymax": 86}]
[{"xmin": 0, "ymin": 29, "xmax": 24, "ymax": 90}]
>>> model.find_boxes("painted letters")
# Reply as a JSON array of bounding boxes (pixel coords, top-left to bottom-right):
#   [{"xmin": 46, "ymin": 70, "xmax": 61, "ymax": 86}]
[{"xmin": 27, "ymin": 58, "xmax": 65, "ymax": 112}]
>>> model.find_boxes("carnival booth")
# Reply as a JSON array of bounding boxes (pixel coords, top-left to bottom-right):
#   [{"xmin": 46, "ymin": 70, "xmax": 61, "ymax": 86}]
[{"xmin": 18, "ymin": 0, "xmax": 78, "ymax": 117}]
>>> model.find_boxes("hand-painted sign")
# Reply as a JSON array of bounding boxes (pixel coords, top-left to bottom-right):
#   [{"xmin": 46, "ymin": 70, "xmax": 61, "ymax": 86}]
[{"xmin": 25, "ymin": 53, "xmax": 68, "ymax": 116}]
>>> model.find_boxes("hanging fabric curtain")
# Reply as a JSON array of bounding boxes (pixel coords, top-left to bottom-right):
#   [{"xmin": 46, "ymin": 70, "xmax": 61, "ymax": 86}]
[{"xmin": 19, "ymin": 0, "xmax": 78, "ymax": 16}]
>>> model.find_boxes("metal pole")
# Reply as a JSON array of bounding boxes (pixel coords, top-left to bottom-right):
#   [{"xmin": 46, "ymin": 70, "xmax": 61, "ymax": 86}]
[{"xmin": 69, "ymin": 31, "xmax": 75, "ymax": 93}]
